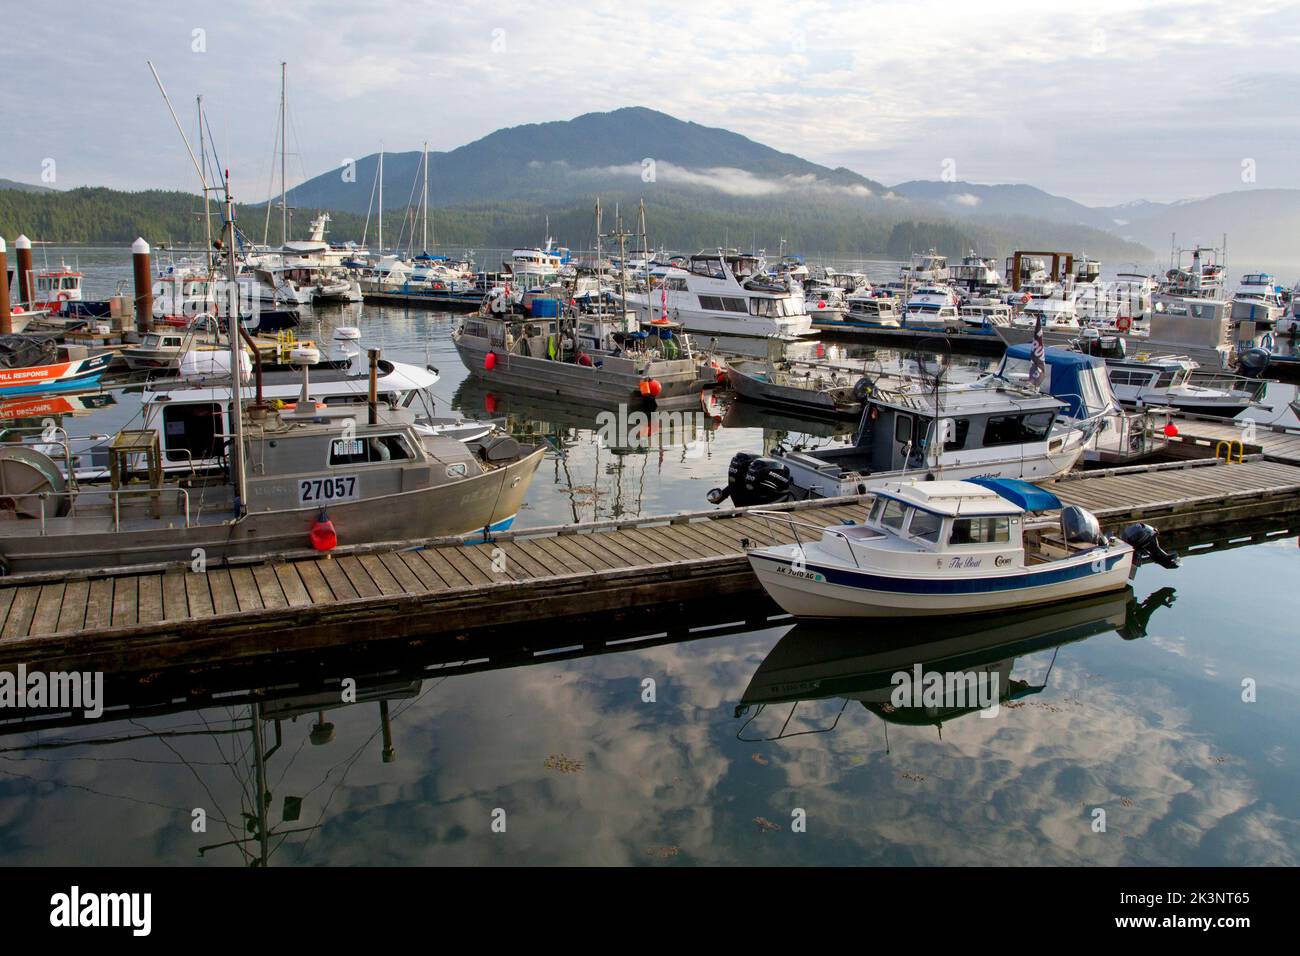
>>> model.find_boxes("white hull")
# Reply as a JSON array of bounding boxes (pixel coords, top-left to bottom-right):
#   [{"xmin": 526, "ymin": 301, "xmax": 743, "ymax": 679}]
[
  {"xmin": 748, "ymin": 545, "xmax": 1132, "ymax": 618},
  {"xmin": 629, "ymin": 301, "xmax": 811, "ymax": 339}
]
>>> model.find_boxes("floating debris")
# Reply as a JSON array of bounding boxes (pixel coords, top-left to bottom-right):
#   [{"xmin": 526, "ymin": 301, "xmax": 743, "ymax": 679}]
[
  {"xmin": 750, "ymin": 753, "xmax": 769, "ymax": 766},
  {"xmin": 544, "ymin": 753, "xmax": 585, "ymax": 774},
  {"xmin": 753, "ymin": 817, "xmax": 780, "ymax": 833}
]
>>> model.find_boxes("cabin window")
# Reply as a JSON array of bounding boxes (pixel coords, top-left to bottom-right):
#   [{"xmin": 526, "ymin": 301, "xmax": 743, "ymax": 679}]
[
  {"xmin": 691, "ymin": 258, "xmax": 724, "ymax": 278},
  {"xmin": 62, "ymin": 277, "xmax": 78, "ymax": 290},
  {"xmin": 950, "ymin": 517, "xmax": 1010, "ymax": 545},
  {"xmin": 983, "ymin": 412, "xmax": 1054, "ymax": 446},
  {"xmin": 907, "ymin": 509, "xmax": 944, "ymax": 544},
  {"xmin": 894, "ymin": 414, "xmax": 913, "ymax": 445},
  {"xmin": 666, "ymin": 277, "xmax": 687, "ymax": 291},
  {"xmin": 329, "ymin": 433, "xmax": 414, "ymax": 465},
  {"xmin": 162, "ymin": 402, "xmax": 223, "ymax": 464},
  {"xmin": 880, "ymin": 499, "xmax": 908, "ymax": 531},
  {"xmin": 868, "ymin": 498, "xmax": 885, "ymax": 523},
  {"xmin": 944, "ymin": 419, "xmax": 970, "ymax": 451}
]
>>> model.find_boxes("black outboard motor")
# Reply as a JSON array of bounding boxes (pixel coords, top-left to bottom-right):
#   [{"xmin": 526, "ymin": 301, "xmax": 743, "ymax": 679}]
[
  {"xmin": 1060, "ymin": 505, "xmax": 1103, "ymax": 545},
  {"xmin": 1238, "ymin": 347, "xmax": 1271, "ymax": 379},
  {"xmin": 1119, "ymin": 523, "xmax": 1181, "ymax": 569},
  {"xmin": 707, "ymin": 452, "xmax": 793, "ymax": 506}
]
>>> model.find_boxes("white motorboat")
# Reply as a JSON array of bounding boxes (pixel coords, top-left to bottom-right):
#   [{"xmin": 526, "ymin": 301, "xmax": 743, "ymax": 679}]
[
  {"xmin": 625, "ymin": 250, "xmax": 813, "ymax": 339},
  {"xmin": 1231, "ymin": 272, "xmax": 1286, "ymax": 329},
  {"xmin": 1096, "ymin": 352, "xmax": 1262, "ymax": 417},
  {"xmin": 834, "ymin": 292, "xmax": 901, "ymax": 329},
  {"xmin": 902, "ymin": 285, "xmax": 961, "ymax": 331},
  {"xmin": 745, "ymin": 479, "xmax": 1160, "ymax": 619}
]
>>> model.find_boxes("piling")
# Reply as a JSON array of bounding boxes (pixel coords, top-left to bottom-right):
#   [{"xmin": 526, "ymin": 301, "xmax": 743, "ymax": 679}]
[
  {"xmin": 0, "ymin": 238, "xmax": 10, "ymax": 334},
  {"xmin": 14, "ymin": 235, "xmax": 33, "ymax": 308},
  {"xmin": 131, "ymin": 237, "xmax": 153, "ymax": 334}
]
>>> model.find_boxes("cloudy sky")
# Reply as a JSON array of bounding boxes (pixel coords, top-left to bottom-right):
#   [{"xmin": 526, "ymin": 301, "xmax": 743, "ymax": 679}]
[{"xmin": 5, "ymin": 0, "xmax": 1299, "ymax": 206}]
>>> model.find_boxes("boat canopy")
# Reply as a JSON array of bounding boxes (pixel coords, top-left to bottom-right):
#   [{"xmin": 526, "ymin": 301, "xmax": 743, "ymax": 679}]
[
  {"xmin": 1002, "ymin": 344, "xmax": 1113, "ymax": 418},
  {"xmin": 967, "ymin": 477, "xmax": 1062, "ymax": 512}
]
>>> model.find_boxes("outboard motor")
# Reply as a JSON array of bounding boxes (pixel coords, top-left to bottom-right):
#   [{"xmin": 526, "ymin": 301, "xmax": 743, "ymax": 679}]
[
  {"xmin": 1119, "ymin": 523, "xmax": 1181, "ymax": 569},
  {"xmin": 1238, "ymin": 347, "xmax": 1270, "ymax": 379},
  {"xmin": 1060, "ymin": 505, "xmax": 1103, "ymax": 546},
  {"xmin": 707, "ymin": 452, "xmax": 793, "ymax": 506}
]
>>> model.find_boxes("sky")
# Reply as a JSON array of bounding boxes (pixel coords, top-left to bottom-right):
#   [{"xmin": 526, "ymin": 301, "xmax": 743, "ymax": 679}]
[{"xmin": 4, "ymin": 0, "xmax": 1299, "ymax": 207}]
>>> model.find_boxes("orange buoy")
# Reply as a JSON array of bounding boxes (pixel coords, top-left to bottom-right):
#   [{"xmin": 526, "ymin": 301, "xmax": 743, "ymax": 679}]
[
  {"xmin": 1163, "ymin": 423, "xmax": 1179, "ymax": 437},
  {"xmin": 484, "ymin": 351, "xmax": 497, "ymax": 370},
  {"xmin": 310, "ymin": 513, "xmax": 337, "ymax": 552},
  {"xmin": 647, "ymin": 378, "xmax": 662, "ymax": 397}
]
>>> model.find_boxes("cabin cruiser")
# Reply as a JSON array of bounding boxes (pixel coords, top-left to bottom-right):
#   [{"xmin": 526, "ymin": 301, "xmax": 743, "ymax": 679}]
[
  {"xmin": 1005, "ymin": 254, "xmax": 1059, "ymax": 297},
  {"xmin": 947, "ymin": 251, "xmax": 1003, "ymax": 296},
  {"xmin": 837, "ymin": 292, "xmax": 901, "ymax": 329},
  {"xmin": 453, "ymin": 299, "xmax": 716, "ymax": 408},
  {"xmin": 625, "ymin": 250, "xmax": 813, "ymax": 338},
  {"xmin": 507, "ymin": 242, "xmax": 567, "ymax": 290},
  {"xmin": 1161, "ymin": 246, "xmax": 1225, "ymax": 300},
  {"xmin": 901, "ymin": 250, "xmax": 949, "ymax": 285},
  {"xmin": 745, "ymin": 480, "xmax": 1153, "ymax": 618},
  {"xmin": 806, "ymin": 287, "xmax": 848, "ymax": 325},
  {"xmin": 1094, "ymin": 352, "xmax": 1261, "ymax": 417},
  {"xmin": 902, "ymin": 285, "xmax": 961, "ymax": 331},
  {"xmin": 958, "ymin": 300, "xmax": 1012, "ymax": 333},
  {"xmin": 1013, "ymin": 296, "xmax": 1081, "ymax": 333},
  {"xmin": 1231, "ymin": 273, "xmax": 1286, "ymax": 329},
  {"xmin": 707, "ymin": 375, "xmax": 1087, "ymax": 502}
]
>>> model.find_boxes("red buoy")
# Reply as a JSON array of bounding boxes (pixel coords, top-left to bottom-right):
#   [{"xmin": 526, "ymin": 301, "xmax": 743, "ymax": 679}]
[
  {"xmin": 484, "ymin": 392, "xmax": 497, "ymax": 414},
  {"xmin": 484, "ymin": 351, "xmax": 497, "ymax": 370},
  {"xmin": 1163, "ymin": 422, "xmax": 1179, "ymax": 437},
  {"xmin": 310, "ymin": 513, "xmax": 337, "ymax": 552},
  {"xmin": 646, "ymin": 378, "xmax": 662, "ymax": 397}
]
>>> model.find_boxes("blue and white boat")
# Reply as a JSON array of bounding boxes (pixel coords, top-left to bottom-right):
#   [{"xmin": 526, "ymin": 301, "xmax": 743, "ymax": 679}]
[{"xmin": 746, "ymin": 478, "xmax": 1146, "ymax": 618}]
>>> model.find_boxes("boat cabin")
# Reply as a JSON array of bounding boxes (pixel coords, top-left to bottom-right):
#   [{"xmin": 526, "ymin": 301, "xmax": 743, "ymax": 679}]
[{"xmin": 853, "ymin": 480, "xmax": 1025, "ymax": 558}]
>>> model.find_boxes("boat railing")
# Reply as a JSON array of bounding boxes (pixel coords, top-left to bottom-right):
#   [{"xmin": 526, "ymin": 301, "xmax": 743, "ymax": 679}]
[
  {"xmin": 747, "ymin": 510, "xmax": 863, "ymax": 568},
  {"xmin": 6, "ymin": 485, "xmax": 193, "ymax": 535}
]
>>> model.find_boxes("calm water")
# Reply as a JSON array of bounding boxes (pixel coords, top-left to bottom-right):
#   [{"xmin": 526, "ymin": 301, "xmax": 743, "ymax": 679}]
[{"xmin": 0, "ymin": 248, "xmax": 1297, "ymax": 866}]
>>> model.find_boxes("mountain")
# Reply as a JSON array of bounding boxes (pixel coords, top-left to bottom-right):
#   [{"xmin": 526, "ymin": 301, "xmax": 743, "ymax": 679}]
[
  {"xmin": 1112, "ymin": 189, "xmax": 1300, "ymax": 274},
  {"xmin": 0, "ymin": 178, "xmax": 56, "ymax": 194},
  {"xmin": 284, "ymin": 107, "xmax": 887, "ymax": 214}
]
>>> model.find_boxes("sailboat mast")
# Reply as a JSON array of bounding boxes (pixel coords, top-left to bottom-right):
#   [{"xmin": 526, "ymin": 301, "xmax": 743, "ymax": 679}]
[
  {"xmin": 279, "ymin": 62, "xmax": 288, "ymax": 247},
  {"xmin": 422, "ymin": 141, "xmax": 429, "ymax": 254},
  {"xmin": 377, "ymin": 145, "xmax": 384, "ymax": 253},
  {"xmin": 223, "ymin": 176, "xmax": 247, "ymax": 516},
  {"xmin": 197, "ymin": 95, "xmax": 213, "ymax": 273}
]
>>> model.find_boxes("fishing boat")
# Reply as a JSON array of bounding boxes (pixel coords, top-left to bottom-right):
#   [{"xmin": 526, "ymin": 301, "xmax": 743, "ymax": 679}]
[
  {"xmin": 833, "ymin": 292, "xmax": 901, "ymax": 330},
  {"xmin": 453, "ymin": 302, "xmax": 716, "ymax": 408},
  {"xmin": 744, "ymin": 478, "xmax": 1171, "ymax": 618},
  {"xmin": 707, "ymin": 373, "xmax": 1088, "ymax": 503},
  {"xmin": 119, "ymin": 316, "xmax": 224, "ymax": 372},
  {"xmin": 901, "ymin": 285, "xmax": 961, "ymax": 331}
]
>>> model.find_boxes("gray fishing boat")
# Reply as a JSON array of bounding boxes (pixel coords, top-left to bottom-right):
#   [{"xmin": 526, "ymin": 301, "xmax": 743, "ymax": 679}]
[
  {"xmin": 453, "ymin": 305, "xmax": 719, "ymax": 408},
  {"xmin": 0, "ymin": 191, "xmax": 543, "ymax": 575}
]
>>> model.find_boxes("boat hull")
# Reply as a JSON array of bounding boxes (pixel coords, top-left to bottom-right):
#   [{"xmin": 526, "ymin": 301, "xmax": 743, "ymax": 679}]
[
  {"xmin": 0, "ymin": 354, "xmax": 112, "ymax": 396},
  {"xmin": 0, "ymin": 445, "xmax": 545, "ymax": 574},
  {"xmin": 747, "ymin": 545, "xmax": 1133, "ymax": 618}
]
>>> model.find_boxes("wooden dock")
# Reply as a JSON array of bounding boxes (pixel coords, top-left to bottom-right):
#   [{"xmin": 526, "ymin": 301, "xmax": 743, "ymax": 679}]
[{"xmin": 2, "ymin": 455, "xmax": 1299, "ymax": 676}]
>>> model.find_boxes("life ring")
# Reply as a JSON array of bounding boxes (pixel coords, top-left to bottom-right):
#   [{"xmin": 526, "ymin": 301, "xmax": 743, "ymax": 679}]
[{"xmin": 1116, "ymin": 315, "xmax": 1132, "ymax": 331}]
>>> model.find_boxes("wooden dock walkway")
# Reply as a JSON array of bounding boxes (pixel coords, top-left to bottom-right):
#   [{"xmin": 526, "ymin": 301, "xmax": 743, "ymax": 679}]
[
  {"xmin": 2, "ymin": 455, "xmax": 1299, "ymax": 675},
  {"xmin": 1168, "ymin": 415, "xmax": 1300, "ymax": 466}
]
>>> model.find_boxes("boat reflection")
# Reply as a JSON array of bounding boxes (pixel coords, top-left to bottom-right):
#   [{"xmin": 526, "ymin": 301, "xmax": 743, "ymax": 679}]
[{"xmin": 734, "ymin": 586, "xmax": 1178, "ymax": 741}]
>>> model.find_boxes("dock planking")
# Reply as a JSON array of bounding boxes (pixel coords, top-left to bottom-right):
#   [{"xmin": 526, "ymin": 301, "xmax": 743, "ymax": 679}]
[{"xmin": 2, "ymin": 456, "xmax": 1299, "ymax": 675}]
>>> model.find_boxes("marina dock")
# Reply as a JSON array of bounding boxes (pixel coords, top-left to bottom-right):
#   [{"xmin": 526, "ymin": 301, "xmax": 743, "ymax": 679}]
[{"xmin": 2, "ymin": 453, "xmax": 1298, "ymax": 677}]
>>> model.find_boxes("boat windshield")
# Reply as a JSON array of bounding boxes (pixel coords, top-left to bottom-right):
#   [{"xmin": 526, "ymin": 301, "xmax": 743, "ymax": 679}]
[{"xmin": 950, "ymin": 516, "xmax": 1010, "ymax": 545}]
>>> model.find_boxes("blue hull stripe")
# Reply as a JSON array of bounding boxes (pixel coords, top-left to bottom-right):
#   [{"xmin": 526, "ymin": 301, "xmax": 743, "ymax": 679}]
[
  {"xmin": 758, "ymin": 551, "xmax": 1126, "ymax": 594},
  {"xmin": 1, "ymin": 373, "xmax": 105, "ymax": 396}
]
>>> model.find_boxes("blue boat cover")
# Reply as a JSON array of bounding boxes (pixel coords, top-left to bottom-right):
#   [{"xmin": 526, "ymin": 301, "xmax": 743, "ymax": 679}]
[
  {"xmin": 1004, "ymin": 343, "xmax": 1103, "ymax": 418},
  {"xmin": 967, "ymin": 477, "xmax": 1061, "ymax": 512}
]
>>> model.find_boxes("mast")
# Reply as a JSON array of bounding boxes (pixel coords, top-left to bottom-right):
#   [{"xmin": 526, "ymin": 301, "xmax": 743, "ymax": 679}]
[
  {"xmin": 197, "ymin": 95, "xmax": 213, "ymax": 273},
  {"xmin": 279, "ymin": 62, "xmax": 288, "ymax": 248},
  {"xmin": 378, "ymin": 144, "xmax": 384, "ymax": 254},
  {"xmin": 421, "ymin": 141, "xmax": 429, "ymax": 255},
  {"xmin": 222, "ymin": 173, "xmax": 247, "ymax": 516}
]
